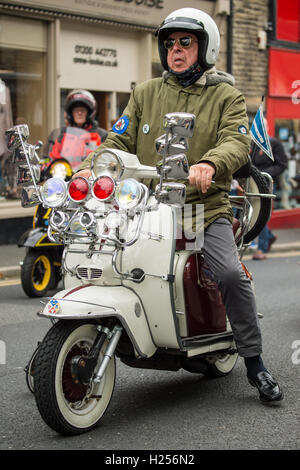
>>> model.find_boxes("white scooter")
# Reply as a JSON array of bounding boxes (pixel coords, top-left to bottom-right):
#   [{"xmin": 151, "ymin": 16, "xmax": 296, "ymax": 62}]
[{"xmin": 5, "ymin": 114, "xmax": 273, "ymax": 436}]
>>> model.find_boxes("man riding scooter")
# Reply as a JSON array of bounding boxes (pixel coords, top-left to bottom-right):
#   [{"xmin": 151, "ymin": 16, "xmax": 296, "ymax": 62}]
[{"xmin": 75, "ymin": 8, "xmax": 283, "ymax": 404}]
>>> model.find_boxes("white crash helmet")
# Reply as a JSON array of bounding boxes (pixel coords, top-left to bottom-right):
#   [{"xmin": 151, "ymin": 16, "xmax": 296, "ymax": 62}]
[{"xmin": 156, "ymin": 8, "xmax": 220, "ymax": 71}]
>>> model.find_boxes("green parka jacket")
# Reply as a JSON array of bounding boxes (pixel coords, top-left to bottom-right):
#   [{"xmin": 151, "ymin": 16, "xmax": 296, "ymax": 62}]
[{"xmin": 79, "ymin": 67, "xmax": 250, "ymax": 230}]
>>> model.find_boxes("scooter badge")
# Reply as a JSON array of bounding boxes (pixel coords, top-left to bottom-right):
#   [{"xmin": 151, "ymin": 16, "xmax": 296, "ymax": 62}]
[
  {"xmin": 46, "ymin": 298, "xmax": 60, "ymax": 315},
  {"xmin": 143, "ymin": 124, "xmax": 150, "ymax": 134},
  {"xmin": 112, "ymin": 116, "xmax": 129, "ymax": 134}
]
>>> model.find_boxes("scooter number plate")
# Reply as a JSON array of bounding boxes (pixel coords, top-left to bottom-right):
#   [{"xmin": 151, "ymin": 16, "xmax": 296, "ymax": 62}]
[{"xmin": 46, "ymin": 298, "xmax": 60, "ymax": 315}]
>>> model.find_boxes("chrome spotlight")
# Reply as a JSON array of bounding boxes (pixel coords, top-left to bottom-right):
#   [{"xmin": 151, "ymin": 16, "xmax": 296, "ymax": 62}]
[
  {"xmin": 50, "ymin": 211, "xmax": 70, "ymax": 230},
  {"xmin": 79, "ymin": 211, "xmax": 97, "ymax": 230}
]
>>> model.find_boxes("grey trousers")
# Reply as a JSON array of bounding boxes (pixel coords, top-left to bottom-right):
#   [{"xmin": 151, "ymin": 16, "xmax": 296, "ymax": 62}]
[{"xmin": 202, "ymin": 218, "xmax": 262, "ymax": 357}]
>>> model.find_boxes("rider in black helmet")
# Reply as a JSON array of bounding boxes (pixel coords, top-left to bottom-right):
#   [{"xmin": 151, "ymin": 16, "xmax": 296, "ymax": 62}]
[
  {"xmin": 65, "ymin": 89, "xmax": 98, "ymax": 129},
  {"xmin": 47, "ymin": 89, "xmax": 107, "ymax": 160}
]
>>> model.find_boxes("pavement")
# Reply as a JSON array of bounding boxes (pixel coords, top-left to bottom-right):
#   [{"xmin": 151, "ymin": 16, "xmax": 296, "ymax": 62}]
[{"xmin": 1, "ymin": 228, "xmax": 300, "ymax": 279}]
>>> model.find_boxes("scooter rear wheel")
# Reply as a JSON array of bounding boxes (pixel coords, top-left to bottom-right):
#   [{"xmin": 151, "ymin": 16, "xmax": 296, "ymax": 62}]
[
  {"xmin": 21, "ymin": 251, "xmax": 54, "ymax": 297},
  {"xmin": 238, "ymin": 165, "xmax": 272, "ymax": 245},
  {"xmin": 33, "ymin": 320, "xmax": 116, "ymax": 436},
  {"xmin": 205, "ymin": 352, "xmax": 238, "ymax": 378}
]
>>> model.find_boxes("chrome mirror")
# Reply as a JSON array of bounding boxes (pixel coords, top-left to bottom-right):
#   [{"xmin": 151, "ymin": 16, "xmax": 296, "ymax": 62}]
[
  {"xmin": 5, "ymin": 125, "xmax": 29, "ymax": 151},
  {"xmin": 20, "ymin": 185, "xmax": 40, "ymax": 208},
  {"xmin": 27, "ymin": 144, "xmax": 41, "ymax": 165},
  {"xmin": 13, "ymin": 148, "xmax": 27, "ymax": 164},
  {"xmin": 155, "ymin": 134, "xmax": 188, "ymax": 156},
  {"xmin": 10, "ymin": 144, "xmax": 40, "ymax": 166},
  {"xmin": 155, "ymin": 182, "xmax": 186, "ymax": 207},
  {"xmin": 17, "ymin": 164, "xmax": 40, "ymax": 186},
  {"xmin": 163, "ymin": 113, "xmax": 195, "ymax": 138},
  {"xmin": 156, "ymin": 154, "xmax": 189, "ymax": 180}
]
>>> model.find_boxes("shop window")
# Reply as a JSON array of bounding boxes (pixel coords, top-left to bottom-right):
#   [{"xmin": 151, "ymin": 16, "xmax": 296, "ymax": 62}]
[
  {"xmin": 116, "ymin": 93, "xmax": 130, "ymax": 120},
  {"xmin": 277, "ymin": 0, "xmax": 300, "ymax": 42},
  {"xmin": 152, "ymin": 62, "xmax": 163, "ymax": 79},
  {"xmin": 275, "ymin": 118, "xmax": 300, "ymax": 209},
  {"xmin": 0, "ymin": 47, "xmax": 47, "ymax": 198}
]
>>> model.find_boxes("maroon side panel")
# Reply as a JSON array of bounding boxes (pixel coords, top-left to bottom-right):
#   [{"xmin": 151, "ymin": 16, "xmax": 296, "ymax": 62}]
[{"xmin": 183, "ymin": 253, "xmax": 226, "ymax": 336}]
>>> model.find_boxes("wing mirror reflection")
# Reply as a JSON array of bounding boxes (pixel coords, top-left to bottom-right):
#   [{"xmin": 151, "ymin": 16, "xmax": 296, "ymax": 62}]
[
  {"xmin": 155, "ymin": 182, "xmax": 186, "ymax": 207},
  {"xmin": 163, "ymin": 112, "xmax": 195, "ymax": 138},
  {"xmin": 156, "ymin": 154, "xmax": 189, "ymax": 180},
  {"xmin": 5, "ymin": 125, "xmax": 29, "ymax": 151}
]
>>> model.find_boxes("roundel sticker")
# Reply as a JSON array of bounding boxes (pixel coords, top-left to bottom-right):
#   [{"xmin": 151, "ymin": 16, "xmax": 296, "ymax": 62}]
[
  {"xmin": 143, "ymin": 124, "xmax": 150, "ymax": 134},
  {"xmin": 112, "ymin": 116, "xmax": 129, "ymax": 134},
  {"xmin": 238, "ymin": 125, "xmax": 247, "ymax": 135}
]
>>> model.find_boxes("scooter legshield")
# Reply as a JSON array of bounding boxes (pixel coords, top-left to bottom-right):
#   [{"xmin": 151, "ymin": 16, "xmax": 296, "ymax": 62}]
[{"xmin": 38, "ymin": 284, "xmax": 157, "ymax": 358}]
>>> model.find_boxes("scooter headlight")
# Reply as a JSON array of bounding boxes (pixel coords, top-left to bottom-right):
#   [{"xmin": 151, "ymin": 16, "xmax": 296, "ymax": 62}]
[
  {"xmin": 40, "ymin": 177, "xmax": 67, "ymax": 208},
  {"xmin": 115, "ymin": 178, "xmax": 143, "ymax": 210},
  {"xmin": 49, "ymin": 160, "xmax": 72, "ymax": 180},
  {"xmin": 105, "ymin": 211, "xmax": 126, "ymax": 230},
  {"xmin": 91, "ymin": 149, "xmax": 122, "ymax": 180}
]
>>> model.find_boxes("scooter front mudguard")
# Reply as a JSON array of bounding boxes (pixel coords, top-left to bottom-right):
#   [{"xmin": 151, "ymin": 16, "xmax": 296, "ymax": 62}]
[
  {"xmin": 38, "ymin": 284, "xmax": 157, "ymax": 358},
  {"xmin": 18, "ymin": 227, "xmax": 62, "ymax": 248}
]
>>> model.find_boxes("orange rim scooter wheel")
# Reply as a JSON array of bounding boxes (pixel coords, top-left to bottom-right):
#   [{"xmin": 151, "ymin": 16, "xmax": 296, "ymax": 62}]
[{"xmin": 21, "ymin": 251, "xmax": 54, "ymax": 297}]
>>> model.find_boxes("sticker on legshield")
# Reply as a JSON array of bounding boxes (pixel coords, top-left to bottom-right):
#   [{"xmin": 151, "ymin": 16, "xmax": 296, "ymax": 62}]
[{"xmin": 46, "ymin": 298, "xmax": 60, "ymax": 315}]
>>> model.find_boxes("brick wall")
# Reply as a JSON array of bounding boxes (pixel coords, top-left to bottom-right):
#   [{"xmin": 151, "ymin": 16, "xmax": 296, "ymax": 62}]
[{"xmin": 232, "ymin": 0, "xmax": 269, "ymax": 115}]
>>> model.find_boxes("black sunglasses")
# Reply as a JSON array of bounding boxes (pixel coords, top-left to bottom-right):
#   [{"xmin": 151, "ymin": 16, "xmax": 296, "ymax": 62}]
[{"xmin": 163, "ymin": 36, "xmax": 195, "ymax": 50}]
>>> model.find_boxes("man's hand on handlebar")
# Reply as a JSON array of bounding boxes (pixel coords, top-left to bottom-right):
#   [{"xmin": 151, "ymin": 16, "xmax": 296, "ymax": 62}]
[
  {"xmin": 189, "ymin": 162, "xmax": 215, "ymax": 193},
  {"xmin": 74, "ymin": 163, "xmax": 216, "ymax": 194},
  {"xmin": 73, "ymin": 169, "xmax": 92, "ymax": 179}
]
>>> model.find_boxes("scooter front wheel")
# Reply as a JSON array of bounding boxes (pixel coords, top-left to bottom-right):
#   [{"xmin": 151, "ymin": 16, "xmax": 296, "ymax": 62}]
[
  {"xmin": 33, "ymin": 320, "xmax": 116, "ymax": 436},
  {"xmin": 21, "ymin": 251, "xmax": 54, "ymax": 297}
]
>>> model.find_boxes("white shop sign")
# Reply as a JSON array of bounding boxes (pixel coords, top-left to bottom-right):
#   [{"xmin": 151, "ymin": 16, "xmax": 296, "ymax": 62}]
[
  {"xmin": 4, "ymin": 0, "xmax": 216, "ymax": 28},
  {"xmin": 60, "ymin": 23, "xmax": 140, "ymax": 92}
]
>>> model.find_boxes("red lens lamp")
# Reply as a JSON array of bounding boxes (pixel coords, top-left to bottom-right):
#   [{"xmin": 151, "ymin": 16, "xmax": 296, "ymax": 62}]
[
  {"xmin": 68, "ymin": 177, "xmax": 90, "ymax": 201},
  {"xmin": 92, "ymin": 176, "xmax": 115, "ymax": 201}
]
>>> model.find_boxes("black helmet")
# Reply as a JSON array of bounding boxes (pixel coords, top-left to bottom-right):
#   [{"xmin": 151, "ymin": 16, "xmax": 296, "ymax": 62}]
[
  {"xmin": 64, "ymin": 89, "xmax": 97, "ymax": 127},
  {"xmin": 156, "ymin": 8, "xmax": 220, "ymax": 71}
]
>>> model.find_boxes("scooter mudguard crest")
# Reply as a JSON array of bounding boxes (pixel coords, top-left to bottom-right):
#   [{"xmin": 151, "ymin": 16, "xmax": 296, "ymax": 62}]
[
  {"xmin": 38, "ymin": 284, "xmax": 157, "ymax": 358},
  {"xmin": 18, "ymin": 227, "xmax": 62, "ymax": 248}
]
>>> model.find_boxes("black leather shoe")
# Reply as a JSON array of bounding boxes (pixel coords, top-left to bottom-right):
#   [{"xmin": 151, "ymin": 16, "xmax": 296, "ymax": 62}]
[{"xmin": 248, "ymin": 371, "xmax": 283, "ymax": 403}]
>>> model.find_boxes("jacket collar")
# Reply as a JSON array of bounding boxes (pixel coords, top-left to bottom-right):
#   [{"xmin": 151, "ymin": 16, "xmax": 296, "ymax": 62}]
[{"xmin": 163, "ymin": 67, "xmax": 235, "ymax": 88}]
